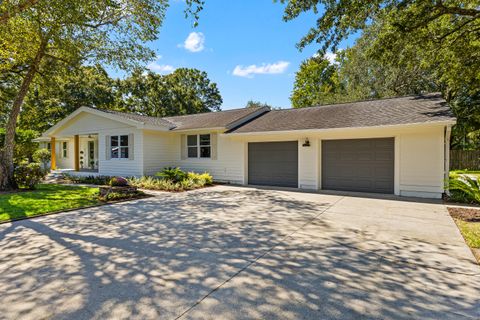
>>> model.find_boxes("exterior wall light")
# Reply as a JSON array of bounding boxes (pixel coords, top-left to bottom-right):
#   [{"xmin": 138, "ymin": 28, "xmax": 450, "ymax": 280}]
[{"xmin": 302, "ymin": 138, "xmax": 310, "ymax": 147}]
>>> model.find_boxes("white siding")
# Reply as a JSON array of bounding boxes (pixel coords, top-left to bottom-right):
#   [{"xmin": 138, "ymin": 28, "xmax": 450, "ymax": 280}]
[
  {"xmin": 141, "ymin": 130, "xmax": 244, "ymax": 183},
  {"xmin": 142, "ymin": 130, "xmax": 177, "ymax": 176},
  {"xmin": 53, "ymin": 112, "xmax": 133, "ymax": 136},
  {"xmin": 398, "ymin": 126, "xmax": 445, "ymax": 197},
  {"xmin": 98, "ymin": 128, "xmax": 144, "ymax": 177}
]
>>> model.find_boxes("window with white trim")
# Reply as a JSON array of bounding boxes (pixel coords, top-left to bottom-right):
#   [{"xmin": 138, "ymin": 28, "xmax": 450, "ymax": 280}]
[
  {"xmin": 111, "ymin": 135, "xmax": 129, "ymax": 159},
  {"xmin": 62, "ymin": 142, "xmax": 68, "ymax": 158},
  {"xmin": 187, "ymin": 134, "xmax": 211, "ymax": 158},
  {"xmin": 46, "ymin": 142, "xmax": 51, "ymax": 151}
]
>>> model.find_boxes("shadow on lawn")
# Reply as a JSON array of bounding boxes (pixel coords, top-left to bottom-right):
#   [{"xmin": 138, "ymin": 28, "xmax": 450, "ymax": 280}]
[{"xmin": 0, "ymin": 187, "xmax": 478, "ymax": 319}]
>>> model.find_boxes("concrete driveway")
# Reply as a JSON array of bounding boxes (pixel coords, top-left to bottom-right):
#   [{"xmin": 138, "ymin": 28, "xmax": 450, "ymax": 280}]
[{"xmin": 0, "ymin": 185, "xmax": 479, "ymax": 320}]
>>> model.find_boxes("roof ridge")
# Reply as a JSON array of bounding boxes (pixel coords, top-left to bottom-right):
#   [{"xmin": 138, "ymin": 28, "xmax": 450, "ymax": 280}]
[
  {"xmin": 163, "ymin": 106, "xmax": 263, "ymax": 119},
  {"xmin": 272, "ymin": 92, "xmax": 443, "ymax": 112}
]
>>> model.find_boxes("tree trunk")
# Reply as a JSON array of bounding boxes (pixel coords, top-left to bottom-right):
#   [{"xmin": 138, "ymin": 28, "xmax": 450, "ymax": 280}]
[{"xmin": 0, "ymin": 40, "xmax": 47, "ymax": 190}]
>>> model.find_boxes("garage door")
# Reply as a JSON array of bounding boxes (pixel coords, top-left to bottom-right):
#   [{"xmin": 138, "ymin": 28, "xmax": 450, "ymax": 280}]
[
  {"xmin": 322, "ymin": 138, "xmax": 394, "ymax": 193},
  {"xmin": 248, "ymin": 141, "xmax": 298, "ymax": 188}
]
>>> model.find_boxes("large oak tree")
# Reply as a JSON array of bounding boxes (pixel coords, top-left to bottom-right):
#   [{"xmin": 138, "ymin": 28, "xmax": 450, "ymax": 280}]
[{"xmin": 0, "ymin": 0, "xmax": 203, "ymax": 190}]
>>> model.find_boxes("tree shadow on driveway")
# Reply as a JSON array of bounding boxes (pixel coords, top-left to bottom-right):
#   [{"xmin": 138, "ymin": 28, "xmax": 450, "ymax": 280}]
[{"xmin": 0, "ymin": 187, "xmax": 479, "ymax": 319}]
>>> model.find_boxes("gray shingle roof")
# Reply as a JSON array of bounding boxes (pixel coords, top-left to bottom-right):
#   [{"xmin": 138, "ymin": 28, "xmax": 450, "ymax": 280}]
[
  {"xmin": 95, "ymin": 107, "xmax": 267, "ymax": 130},
  {"xmin": 163, "ymin": 106, "xmax": 267, "ymax": 130},
  {"xmin": 97, "ymin": 109, "xmax": 176, "ymax": 128},
  {"xmin": 229, "ymin": 93, "xmax": 456, "ymax": 134}
]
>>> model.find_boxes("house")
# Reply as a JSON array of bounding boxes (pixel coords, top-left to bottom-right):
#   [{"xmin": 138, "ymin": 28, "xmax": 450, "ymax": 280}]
[{"xmin": 35, "ymin": 93, "xmax": 456, "ymax": 198}]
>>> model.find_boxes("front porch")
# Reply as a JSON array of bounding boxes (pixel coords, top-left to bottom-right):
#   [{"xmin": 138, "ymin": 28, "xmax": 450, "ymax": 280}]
[{"xmin": 35, "ymin": 134, "xmax": 99, "ymax": 173}]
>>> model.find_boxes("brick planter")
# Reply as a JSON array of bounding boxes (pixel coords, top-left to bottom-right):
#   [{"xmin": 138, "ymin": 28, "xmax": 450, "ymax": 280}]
[{"xmin": 99, "ymin": 185, "xmax": 138, "ymax": 197}]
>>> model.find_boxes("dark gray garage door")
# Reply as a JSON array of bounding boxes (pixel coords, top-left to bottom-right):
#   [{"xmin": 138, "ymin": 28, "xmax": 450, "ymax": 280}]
[
  {"xmin": 322, "ymin": 138, "xmax": 394, "ymax": 193},
  {"xmin": 248, "ymin": 141, "xmax": 298, "ymax": 188}
]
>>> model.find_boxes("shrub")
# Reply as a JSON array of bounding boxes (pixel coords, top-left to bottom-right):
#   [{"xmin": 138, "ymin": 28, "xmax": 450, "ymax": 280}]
[
  {"xmin": 156, "ymin": 167, "xmax": 187, "ymax": 183},
  {"xmin": 187, "ymin": 172, "xmax": 213, "ymax": 185},
  {"xmin": 63, "ymin": 174, "xmax": 113, "ymax": 185},
  {"xmin": 100, "ymin": 190, "xmax": 145, "ymax": 202},
  {"xmin": 109, "ymin": 176, "xmax": 129, "ymax": 187},
  {"xmin": 33, "ymin": 149, "xmax": 51, "ymax": 170},
  {"xmin": 448, "ymin": 176, "xmax": 480, "ymax": 204},
  {"xmin": 14, "ymin": 162, "xmax": 47, "ymax": 189}
]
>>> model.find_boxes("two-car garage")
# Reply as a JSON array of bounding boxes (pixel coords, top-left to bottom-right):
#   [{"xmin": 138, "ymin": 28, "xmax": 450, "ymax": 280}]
[{"xmin": 247, "ymin": 138, "xmax": 395, "ymax": 194}]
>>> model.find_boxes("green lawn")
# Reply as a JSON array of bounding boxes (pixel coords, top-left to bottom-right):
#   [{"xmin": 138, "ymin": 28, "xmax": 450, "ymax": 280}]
[
  {"xmin": 455, "ymin": 219, "xmax": 480, "ymax": 249},
  {"xmin": 0, "ymin": 184, "xmax": 101, "ymax": 223},
  {"xmin": 450, "ymin": 170, "xmax": 480, "ymax": 179}
]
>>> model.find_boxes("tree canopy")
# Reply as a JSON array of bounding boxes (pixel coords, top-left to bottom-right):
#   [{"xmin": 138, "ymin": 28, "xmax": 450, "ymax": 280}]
[{"xmin": 117, "ymin": 68, "xmax": 222, "ymax": 117}]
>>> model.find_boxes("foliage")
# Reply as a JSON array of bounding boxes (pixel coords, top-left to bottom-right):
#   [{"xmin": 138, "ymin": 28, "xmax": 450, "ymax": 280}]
[
  {"xmin": 156, "ymin": 167, "xmax": 188, "ymax": 183},
  {"xmin": 63, "ymin": 174, "xmax": 113, "ymax": 185},
  {"xmin": 188, "ymin": 171, "xmax": 213, "ymax": 186},
  {"xmin": 0, "ymin": 184, "xmax": 100, "ymax": 223},
  {"xmin": 109, "ymin": 177, "xmax": 129, "ymax": 187},
  {"xmin": 14, "ymin": 162, "xmax": 47, "ymax": 189},
  {"xmin": 116, "ymin": 68, "xmax": 222, "ymax": 117},
  {"xmin": 291, "ymin": 57, "xmax": 347, "ymax": 108},
  {"xmin": 0, "ymin": 128, "xmax": 39, "ymax": 163},
  {"xmin": 0, "ymin": 0, "xmax": 203, "ymax": 189},
  {"xmin": 280, "ymin": 0, "xmax": 480, "ymax": 55},
  {"xmin": 99, "ymin": 190, "xmax": 146, "ymax": 202},
  {"xmin": 448, "ymin": 176, "xmax": 480, "ymax": 204},
  {"xmin": 18, "ymin": 65, "xmax": 116, "ymax": 132},
  {"xmin": 33, "ymin": 148, "xmax": 51, "ymax": 169},
  {"xmin": 129, "ymin": 170, "xmax": 213, "ymax": 192},
  {"xmin": 245, "ymin": 100, "xmax": 272, "ymax": 109}
]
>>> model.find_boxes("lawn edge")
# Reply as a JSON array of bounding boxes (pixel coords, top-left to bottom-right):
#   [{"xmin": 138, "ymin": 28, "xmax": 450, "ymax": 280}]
[
  {"xmin": 447, "ymin": 207, "xmax": 480, "ymax": 264},
  {"xmin": 0, "ymin": 194, "xmax": 152, "ymax": 225}
]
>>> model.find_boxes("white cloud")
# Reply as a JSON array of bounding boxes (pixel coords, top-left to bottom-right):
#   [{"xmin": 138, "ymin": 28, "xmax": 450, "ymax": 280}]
[
  {"xmin": 324, "ymin": 52, "xmax": 337, "ymax": 64},
  {"xmin": 147, "ymin": 62, "xmax": 175, "ymax": 73},
  {"xmin": 146, "ymin": 56, "xmax": 175, "ymax": 74},
  {"xmin": 232, "ymin": 61, "xmax": 290, "ymax": 78},
  {"xmin": 182, "ymin": 32, "xmax": 205, "ymax": 52}
]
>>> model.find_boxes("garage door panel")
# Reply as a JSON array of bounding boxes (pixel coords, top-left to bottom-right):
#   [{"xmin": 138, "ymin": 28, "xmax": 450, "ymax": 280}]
[
  {"xmin": 322, "ymin": 138, "xmax": 394, "ymax": 194},
  {"xmin": 248, "ymin": 141, "xmax": 298, "ymax": 188}
]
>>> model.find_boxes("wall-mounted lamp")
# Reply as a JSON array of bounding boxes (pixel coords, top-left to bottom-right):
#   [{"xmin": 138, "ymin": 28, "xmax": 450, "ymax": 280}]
[{"xmin": 302, "ymin": 138, "xmax": 310, "ymax": 147}]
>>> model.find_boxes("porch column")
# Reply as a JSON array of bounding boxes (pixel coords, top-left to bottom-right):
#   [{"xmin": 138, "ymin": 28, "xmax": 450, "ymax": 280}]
[
  {"xmin": 74, "ymin": 135, "xmax": 80, "ymax": 171},
  {"xmin": 50, "ymin": 137, "xmax": 56, "ymax": 170}
]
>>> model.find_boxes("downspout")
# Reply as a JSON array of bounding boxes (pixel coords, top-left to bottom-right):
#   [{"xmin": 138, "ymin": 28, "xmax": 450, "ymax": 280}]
[{"xmin": 444, "ymin": 125, "xmax": 452, "ymax": 196}]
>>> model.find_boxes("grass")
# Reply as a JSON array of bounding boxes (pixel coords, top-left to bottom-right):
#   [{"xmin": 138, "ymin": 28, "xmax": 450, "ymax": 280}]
[
  {"xmin": 450, "ymin": 170, "xmax": 480, "ymax": 179},
  {"xmin": 0, "ymin": 184, "xmax": 101, "ymax": 223},
  {"xmin": 455, "ymin": 219, "xmax": 480, "ymax": 249}
]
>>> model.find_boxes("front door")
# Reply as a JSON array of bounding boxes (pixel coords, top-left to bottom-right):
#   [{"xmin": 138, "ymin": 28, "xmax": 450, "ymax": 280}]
[{"xmin": 88, "ymin": 140, "xmax": 97, "ymax": 170}]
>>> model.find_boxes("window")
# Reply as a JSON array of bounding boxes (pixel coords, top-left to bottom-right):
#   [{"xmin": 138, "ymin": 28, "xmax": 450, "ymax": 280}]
[
  {"xmin": 46, "ymin": 142, "xmax": 51, "ymax": 151},
  {"xmin": 111, "ymin": 135, "xmax": 129, "ymax": 159},
  {"xmin": 62, "ymin": 142, "xmax": 68, "ymax": 158},
  {"xmin": 187, "ymin": 134, "xmax": 211, "ymax": 158}
]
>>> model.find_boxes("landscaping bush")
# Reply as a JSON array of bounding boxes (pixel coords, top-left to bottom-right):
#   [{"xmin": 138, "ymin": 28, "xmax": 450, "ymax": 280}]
[
  {"xmin": 99, "ymin": 190, "xmax": 146, "ymax": 202},
  {"xmin": 155, "ymin": 167, "xmax": 187, "ymax": 182},
  {"xmin": 109, "ymin": 176, "xmax": 129, "ymax": 187},
  {"xmin": 64, "ymin": 174, "xmax": 113, "ymax": 185},
  {"xmin": 128, "ymin": 170, "xmax": 213, "ymax": 192},
  {"xmin": 448, "ymin": 176, "xmax": 480, "ymax": 204},
  {"xmin": 33, "ymin": 149, "xmax": 51, "ymax": 170},
  {"xmin": 14, "ymin": 162, "xmax": 47, "ymax": 189}
]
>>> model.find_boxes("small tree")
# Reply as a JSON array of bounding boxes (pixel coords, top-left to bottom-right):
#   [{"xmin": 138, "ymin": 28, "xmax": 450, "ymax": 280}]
[{"xmin": 33, "ymin": 148, "xmax": 51, "ymax": 171}]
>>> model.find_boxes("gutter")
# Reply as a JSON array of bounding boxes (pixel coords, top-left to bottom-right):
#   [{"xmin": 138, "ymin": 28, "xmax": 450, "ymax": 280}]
[{"xmin": 225, "ymin": 120, "xmax": 457, "ymax": 136}]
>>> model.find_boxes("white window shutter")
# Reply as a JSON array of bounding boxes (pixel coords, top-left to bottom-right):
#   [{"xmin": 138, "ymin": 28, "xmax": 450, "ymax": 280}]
[
  {"xmin": 128, "ymin": 133, "xmax": 134, "ymax": 160},
  {"xmin": 180, "ymin": 134, "xmax": 186, "ymax": 160},
  {"xmin": 106, "ymin": 135, "xmax": 111, "ymax": 160},
  {"xmin": 211, "ymin": 133, "xmax": 218, "ymax": 160}
]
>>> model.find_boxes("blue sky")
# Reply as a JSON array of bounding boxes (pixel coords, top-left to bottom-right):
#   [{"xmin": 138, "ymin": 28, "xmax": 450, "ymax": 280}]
[{"xmin": 112, "ymin": 0, "xmax": 358, "ymax": 110}]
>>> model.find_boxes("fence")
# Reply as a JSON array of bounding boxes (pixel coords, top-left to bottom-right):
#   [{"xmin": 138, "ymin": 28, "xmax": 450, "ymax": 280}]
[{"xmin": 450, "ymin": 150, "xmax": 480, "ymax": 170}]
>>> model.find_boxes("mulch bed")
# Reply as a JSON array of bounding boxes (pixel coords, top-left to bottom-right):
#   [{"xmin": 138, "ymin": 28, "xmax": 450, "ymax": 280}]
[{"xmin": 447, "ymin": 207, "xmax": 480, "ymax": 222}]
